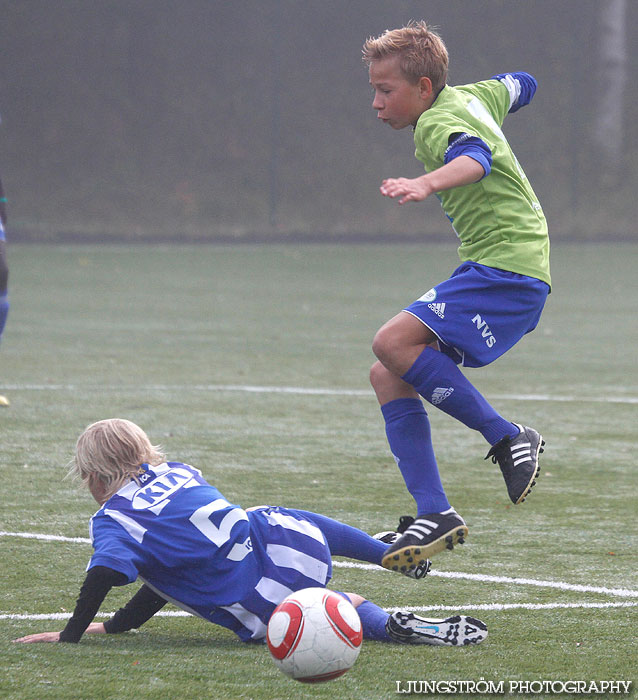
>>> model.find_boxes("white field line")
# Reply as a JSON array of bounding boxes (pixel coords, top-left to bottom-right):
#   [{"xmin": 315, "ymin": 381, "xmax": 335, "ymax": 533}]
[
  {"xmin": 2, "ymin": 530, "xmax": 637, "ymax": 600},
  {"xmin": 2, "ymin": 383, "xmax": 638, "ymax": 404},
  {"xmin": 393, "ymin": 601, "xmax": 638, "ymax": 613},
  {"xmin": 0, "ymin": 531, "xmax": 92, "ymax": 544},
  {"xmin": 333, "ymin": 561, "xmax": 638, "ymax": 598},
  {"xmin": 2, "ymin": 601, "xmax": 636, "ymax": 622}
]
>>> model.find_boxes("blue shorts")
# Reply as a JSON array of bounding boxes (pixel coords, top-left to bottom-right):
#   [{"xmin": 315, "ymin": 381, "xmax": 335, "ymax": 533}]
[{"xmin": 404, "ymin": 261, "xmax": 550, "ymax": 368}]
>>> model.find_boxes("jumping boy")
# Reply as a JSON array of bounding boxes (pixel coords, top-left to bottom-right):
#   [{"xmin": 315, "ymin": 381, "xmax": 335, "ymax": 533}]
[
  {"xmin": 362, "ymin": 21, "xmax": 550, "ymax": 575},
  {"xmin": 13, "ymin": 419, "xmax": 487, "ymax": 648}
]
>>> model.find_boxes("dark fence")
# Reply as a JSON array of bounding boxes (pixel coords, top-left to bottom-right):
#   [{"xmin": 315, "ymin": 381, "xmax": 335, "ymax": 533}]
[{"xmin": 2, "ymin": 0, "xmax": 636, "ymax": 241}]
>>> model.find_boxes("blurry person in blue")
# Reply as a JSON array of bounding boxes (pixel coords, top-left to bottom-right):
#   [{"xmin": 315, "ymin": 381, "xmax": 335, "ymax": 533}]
[
  {"xmin": 0, "ymin": 112, "xmax": 10, "ymax": 407},
  {"xmin": 13, "ymin": 419, "xmax": 487, "ymax": 648}
]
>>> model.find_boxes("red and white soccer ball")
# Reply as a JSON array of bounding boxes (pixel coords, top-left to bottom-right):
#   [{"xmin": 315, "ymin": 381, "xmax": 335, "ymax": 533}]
[{"xmin": 266, "ymin": 587, "xmax": 363, "ymax": 683}]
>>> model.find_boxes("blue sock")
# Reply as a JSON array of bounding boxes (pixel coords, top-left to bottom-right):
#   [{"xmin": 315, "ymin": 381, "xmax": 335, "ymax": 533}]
[
  {"xmin": 337, "ymin": 595, "xmax": 391, "ymax": 642},
  {"xmin": 381, "ymin": 398, "xmax": 450, "ymax": 514},
  {"xmin": 294, "ymin": 509, "xmax": 386, "ymax": 565},
  {"xmin": 0, "ymin": 293, "xmax": 8, "ymax": 341},
  {"xmin": 402, "ymin": 346, "xmax": 518, "ymax": 446}
]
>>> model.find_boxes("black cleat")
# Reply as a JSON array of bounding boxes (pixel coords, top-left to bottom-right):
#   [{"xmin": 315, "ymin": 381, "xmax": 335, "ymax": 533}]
[
  {"xmin": 373, "ymin": 521, "xmax": 431, "ymax": 579},
  {"xmin": 381, "ymin": 511, "xmax": 468, "ymax": 572},
  {"xmin": 372, "ymin": 514, "xmax": 415, "ymax": 544},
  {"xmin": 386, "ymin": 611, "xmax": 488, "ymax": 646},
  {"xmin": 486, "ymin": 423, "xmax": 545, "ymax": 504}
]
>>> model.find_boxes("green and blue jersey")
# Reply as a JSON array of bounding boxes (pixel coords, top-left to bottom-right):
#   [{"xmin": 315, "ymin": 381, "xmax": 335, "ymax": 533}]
[{"xmin": 414, "ymin": 72, "xmax": 550, "ymax": 287}]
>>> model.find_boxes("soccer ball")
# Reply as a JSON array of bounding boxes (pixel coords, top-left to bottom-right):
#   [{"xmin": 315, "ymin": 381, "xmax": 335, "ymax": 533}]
[{"xmin": 266, "ymin": 587, "xmax": 363, "ymax": 683}]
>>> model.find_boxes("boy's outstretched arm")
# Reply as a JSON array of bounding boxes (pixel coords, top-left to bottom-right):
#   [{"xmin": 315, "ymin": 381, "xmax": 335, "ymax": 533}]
[
  {"xmin": 380, "ymin": 155, "xmax": 485, "ymax": 205},
  {"xmin": 13, "ymin": 566, "xmax": 127, "ymax": 643},
  {"xmin": 13, "ymin": 569, "xmax": 166, "ymax": 644}
]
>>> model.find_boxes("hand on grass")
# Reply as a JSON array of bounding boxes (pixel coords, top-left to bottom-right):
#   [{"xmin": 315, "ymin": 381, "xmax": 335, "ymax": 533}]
[
  {"xmin": 13, "ymin": 622, "xmax": 106, "ymax": 643},
  {"xmin": 13, "ymin": 631, "xmax": 61, "ymax": 643}
]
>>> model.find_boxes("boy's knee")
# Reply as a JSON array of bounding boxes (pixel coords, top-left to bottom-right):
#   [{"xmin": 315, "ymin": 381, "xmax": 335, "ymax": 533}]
[
  {"xmin": 369, "ymin": 360, "xmax": 386, "ymax": 388},
  {"xmin": 370, "ymin": 359, "xmax": 404, "ymax": 389},
  {"xmin": 370, "ymin": 360, "xmax": 417, "ymax": 403},
  {"xmin": 371, "ymin": 325, "xmax": 398, "ymax": 365},
  {"xmin": 339, "ymin": 592, "xmax": 366, "ymax": 608}
]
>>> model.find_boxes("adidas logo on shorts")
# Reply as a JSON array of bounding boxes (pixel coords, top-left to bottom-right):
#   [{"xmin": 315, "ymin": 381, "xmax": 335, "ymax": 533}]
[
  {"xmin": 431, "ymin": 387, "xmax": 454, "ymax": 405},
  {"xmin": 427, "ymin": 302, "xmax": 446, "ymax": 318}
]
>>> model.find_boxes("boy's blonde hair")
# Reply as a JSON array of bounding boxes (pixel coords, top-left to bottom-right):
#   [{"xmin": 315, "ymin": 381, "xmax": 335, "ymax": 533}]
[
  {"xmin": 362, "ymin": 20, "xmax": 449, "ymax": 91},
  {"xmin": 69, "ymin": 418, "xmax": 166, "ymax": 494}
]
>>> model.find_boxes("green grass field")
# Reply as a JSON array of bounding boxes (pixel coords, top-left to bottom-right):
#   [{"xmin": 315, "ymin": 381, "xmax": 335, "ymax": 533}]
[{"xmin": 1, "ymin": 243, "xmax": 637, "ymax": 700}]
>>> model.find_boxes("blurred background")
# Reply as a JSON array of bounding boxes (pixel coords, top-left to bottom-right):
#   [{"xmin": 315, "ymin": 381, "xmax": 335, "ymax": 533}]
[{"xmin": 1, "ymin": 0, "xmax": 635, "ymax": 242}]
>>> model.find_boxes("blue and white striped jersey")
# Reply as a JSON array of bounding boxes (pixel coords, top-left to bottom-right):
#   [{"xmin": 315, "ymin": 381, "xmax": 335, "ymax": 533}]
[{"xmin": 88, "ymin": 462, "xmax": 333, "ymax": 640}]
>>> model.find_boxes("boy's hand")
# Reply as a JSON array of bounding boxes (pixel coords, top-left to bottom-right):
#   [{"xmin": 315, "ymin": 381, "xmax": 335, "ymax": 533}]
[
  {"xmin": 13, "ymin": 631, "xmax": 61, "ymax": 643},
  {"xmin": 380, "ymin": 174, "xmax": 434, "ymax": 204},
  {"xmin": 381, "ymin": 157, "xmax": 485, "ymax": 205},
  {"xmin": 13, "ymin": 622, "xmax": 106, "ymax": 643}
]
